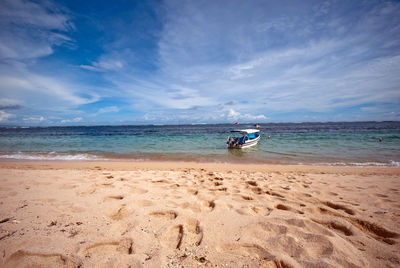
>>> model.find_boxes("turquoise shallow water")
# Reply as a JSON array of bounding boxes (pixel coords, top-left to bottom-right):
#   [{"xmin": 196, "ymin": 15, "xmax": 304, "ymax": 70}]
[{"xmin": 0, "ymin": 122, "xmax": 399, "ymax": 166}]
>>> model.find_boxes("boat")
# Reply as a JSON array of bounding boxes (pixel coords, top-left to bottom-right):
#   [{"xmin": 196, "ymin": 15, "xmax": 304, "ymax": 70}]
[{"xmin": 226, "ymin": 129, "xmax": 261, "ymax": 149}]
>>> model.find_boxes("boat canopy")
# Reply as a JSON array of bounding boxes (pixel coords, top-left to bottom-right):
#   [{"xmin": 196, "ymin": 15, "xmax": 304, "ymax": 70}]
[{"xmin": 230, "ymin": 129, "xmax": 260, "ymax": 134}]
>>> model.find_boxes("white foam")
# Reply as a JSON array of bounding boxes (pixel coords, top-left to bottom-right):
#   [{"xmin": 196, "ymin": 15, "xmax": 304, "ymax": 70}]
[
  {"xmin": 389, "ymin": 160, "xmax": 400, "ymax": 167},
  {"xmin": 318, "ymin": 161, "xmax": 398, "ymax": 167},
  {"xmin": 0, "ymin": 152, "xmax": 105, "ymax": 161}
]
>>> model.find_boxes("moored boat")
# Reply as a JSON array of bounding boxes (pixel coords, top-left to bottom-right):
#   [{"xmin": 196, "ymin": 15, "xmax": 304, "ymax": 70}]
[{"xmin": 226, "ymin": 129, "xmax": 260, "ymax": 149}]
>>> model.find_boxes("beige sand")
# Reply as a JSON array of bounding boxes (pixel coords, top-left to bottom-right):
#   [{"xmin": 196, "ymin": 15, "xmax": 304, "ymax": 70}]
[{"xmin": 0, "ymin": 161, "xmax": 399, "ymax": 267}]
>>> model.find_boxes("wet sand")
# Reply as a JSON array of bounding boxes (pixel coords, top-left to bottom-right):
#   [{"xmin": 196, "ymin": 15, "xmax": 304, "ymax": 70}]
[{"xmin": 0, "ymin": 161, "xmax": 399, "ymax": 267}]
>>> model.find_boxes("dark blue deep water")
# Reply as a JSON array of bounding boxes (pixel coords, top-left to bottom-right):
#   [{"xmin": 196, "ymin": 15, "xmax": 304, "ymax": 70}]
[{"xmin": 0, "ymin": 122, "xmax": 399, "ymax": 166}]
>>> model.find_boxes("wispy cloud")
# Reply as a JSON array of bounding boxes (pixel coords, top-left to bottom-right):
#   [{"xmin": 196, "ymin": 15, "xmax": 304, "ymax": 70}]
[
  {"xmin": 0, "ymin": 0, "xmax": 73, "ymax": 60},
  {"xmin": 61, "ymin": 117, "xmax": 83, "ymax": 124},
  {"xmin": 0, "ymin": 68, "xmax": 100, "ymax": 109},
  {"xmin": 89, "ymin": 106, "xmax": 120, "ymax": 117},
  {"xmin": 80, "ymin": 55, "xmax": 124, "ymax": 72},
  {"xmin": 0, "ymin": 0, "xmax": 101, "ymax": 124},
  {"xmin": 144, "ymin": 0, "xmax": 400, "ymax": 121},
  {"xmin": 0, "ymin": 98, "xmax": 22, "ymax": 110},
  {"xmin": 23, "ymin": 116, "xmax": 45, "ymax": 122},
  {"xmin": 1, "ymin": 0, "xmax": 399, "ymax": 125},
  {"xmin": 79, "ymin": 65, "xmax": 105, "ymax": 72},
  {"xmin": 226, "ymin": 108, "xmax": 267, "ymax": 121},
  {"xmin": 97, "ymin": 106, "xmax": 119, "ymax": 114},
  {"xmin": 0, "ymin": 110, "xmax": 15, "ymax": 123}
]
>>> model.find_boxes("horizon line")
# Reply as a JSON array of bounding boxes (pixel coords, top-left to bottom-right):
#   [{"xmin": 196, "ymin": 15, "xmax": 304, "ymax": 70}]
[{"xmin": 1, "ymin": 120, "xmax": 399, "ymax": 128}]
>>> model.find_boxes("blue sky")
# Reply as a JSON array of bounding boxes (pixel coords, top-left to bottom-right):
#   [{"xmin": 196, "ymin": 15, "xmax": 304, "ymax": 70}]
[{"xmin": 0, "ymin": 0, "xmax": 399, "ymax": 125}]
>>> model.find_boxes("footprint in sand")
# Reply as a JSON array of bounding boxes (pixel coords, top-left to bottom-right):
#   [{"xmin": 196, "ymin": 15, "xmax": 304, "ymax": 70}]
[
  {"xmin": 148, "ymin": 210, "xmax": 178, "ymax": 220},
  {"xmin": 4, "ymin": 250, "xmax": 81, "ymax": 268},
  {"xmin": 79, "ymin": 186, "xmax": 96, "ymax": 195},
  {"xmin": 104, "ymin": 195, "xmax": 124, "ymax": 201},
  {"xmin": 323, "ymin": 201, "xmax": 355, "ymax": 215},
  {"xmin": 241, "ymin": 195, "xmax": 254, "ymax": 201},
  {"xmin": 160, "ymin": 219, "xmax": 203, "ymax": 249},
  {"xmin": 265, "ymin": 190, "xmax": 285, "ymax": 199},
  {"xmin": 315, "ymin": 204, "xmax": 399, "ymax": 245},
  {"xmin": 200, "ymin": 200, "xmax": 215, "ymax": 212},
  {"xmin": 236, "ymin": 206, "xmax": 273, "ymax": 216},
  {"xmin": 101, "ymin": 182, "xmax": 114, "ymax": 187},
  {"xmin": 179, "ymin": 202, "xmax": 201, "ymax": 213},
  {"xmin": 312, "ymin": 219, "xmax": 353, "ymax": 236},
  {"xmin": 219, "ymin": 243, "xmax": 274, "ymax": 260},
  {"xmin": 239, "ymin": 221, "xmax": 338, "ymax": 264},
  {"xmin": 295, "ymin": 233, "xmax": 334, "ymax": 258},
  {"xmin": 186, "ymin": 188, "xmax": 199, "ymax": 195},
  {"xmin": 107, "ymin": 205, "xmax": 133, "ymax": 220},
  {"xmin": 348, "ymin": 217, "xmax": 399, "ymax": 245},
  {"xmin": 275, "ymin": 204, "xmax": 304, "ymax": 214},
  {"xmin": 161, "ymin": 225, "xmax": 183, "ymax": 249},
  {"xmin": 184, "ymin": 218, "xmax": 203, "ymax": 246},
  {"xmin": 249, "ymin": 206, "xmax": 272, "ymax": 215},
  {"xmin": 246, "ymin": 221, "xmax": 288, "ymax": 238},
  {"xmin": 250, "ymin": 187, "xmax": 263, "ymax": 195},
  {"xmin": 246, "ymin": 181, "xmax": 258, "ymax": 187},
  {"xmin": 81, "ymin": 238, "xmax": 133, "ymax": 256},
  {"xmin": 151, "ymin": 179, "xmax": 171, "ymax": 184}
]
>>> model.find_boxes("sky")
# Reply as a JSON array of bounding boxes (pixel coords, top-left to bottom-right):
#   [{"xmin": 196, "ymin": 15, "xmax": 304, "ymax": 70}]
[{"xmin": 0, "ymin": 0, "xmax": 399, "ymax": 126}]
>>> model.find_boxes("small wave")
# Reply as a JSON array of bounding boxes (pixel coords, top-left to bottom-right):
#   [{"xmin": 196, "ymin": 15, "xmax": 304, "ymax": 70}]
[
  {"xmin": 389, "ymin": 160, "xmax": 400, "ymax": 167},
  {"xmin": 0, "ymin": 152, "xmax": 105, "ymax": 161},
  {"xmin": 318, "ymin": 161, "xmax": 399, "ymax": 167}
]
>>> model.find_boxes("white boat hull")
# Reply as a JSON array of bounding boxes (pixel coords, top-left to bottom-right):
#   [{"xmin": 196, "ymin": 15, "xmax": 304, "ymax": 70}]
[{"xmin": 227, "ymin": 135, "xmax": 260, "ymax": 149}]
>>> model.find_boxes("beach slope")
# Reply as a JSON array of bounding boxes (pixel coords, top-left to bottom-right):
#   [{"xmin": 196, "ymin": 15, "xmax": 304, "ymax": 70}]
[{"xmin": 0, "ymin": 161, "xmax": 399, "ymax": 267}]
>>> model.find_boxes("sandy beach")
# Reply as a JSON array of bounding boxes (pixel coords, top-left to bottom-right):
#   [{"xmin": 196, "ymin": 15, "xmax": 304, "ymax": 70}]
[{"xmin": 0, "ymin": 161, "xmax": 399, "ymax": 267}]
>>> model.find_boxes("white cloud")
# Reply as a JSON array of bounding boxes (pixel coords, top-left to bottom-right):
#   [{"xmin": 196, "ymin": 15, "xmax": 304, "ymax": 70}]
[
  {"xmin": 0, "ymin": 98, "xmax": 22, "ymax": 110},
  {"xmin": 80, "ymin": 60, "xmax": 124, "ymax": 72},
  {"xmin": 79, "ymin": 65, "xmax": 105, "ymax": 72},
  {"xmin": 0, "ymin": 110, "xmax": 15, "ymax": 123},
  {"xmin": 61, "ymin": 117, "xmax": 83, "ymax": 123},
  {"xmin": 2, "ymin": 0, "xmax": 400, "ymax": 124},
  {"xmin": 91, "ymin": 106, "xmax": 120, "ymax": 117},
  {"xmin": 226, "ymin": 108, "xmax": 266, "ymax": 121},
  {"xmin": 96, "ymin": 59, "xmax": 123, "ymax": 71},
  {"xmin": 113, "ymin": 79, "xmax": 216, "ymax": 110},
  {"xmin": 80, "ymin": 54, "xmax": 125, "ymax": 72},
  {"xmin": 0, "ymin": 71, "xmax": 100, "ymax": 109},
  {"xmin": 0, "ymin": 0, "xmax": 71, "ymax": 30},
  {"xmin": 0, "ymin": 0, "xmax": 100, "ymax": 124},
  {"xmin": 23, "ymin": 116, "xmax": 45, "ymax": 122},
  {"xmin": 0, "ymin": 0, "xmax": 73, "ymax": 60},
  {"xmin": 141, "ymin": 0, "xmax": 400, "ymax": 121},
  {"xmin": 97, "ymin": 106, "xmax": 119, "ymax": 114}
]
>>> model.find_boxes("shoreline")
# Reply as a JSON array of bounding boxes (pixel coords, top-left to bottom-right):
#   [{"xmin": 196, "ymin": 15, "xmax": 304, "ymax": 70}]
[
  {"xmin": 1, "ymin": 160, "xmax": 400, "ymax": 175},
  {"xmin": 1, "ymin": 152, "xmax": 399, "ymax": 168}
]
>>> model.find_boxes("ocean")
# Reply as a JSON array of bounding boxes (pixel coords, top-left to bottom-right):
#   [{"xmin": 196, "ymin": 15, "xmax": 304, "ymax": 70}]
[{"xmin": 0, "ymin": 121, "xmax": 399, "ymax": 166}]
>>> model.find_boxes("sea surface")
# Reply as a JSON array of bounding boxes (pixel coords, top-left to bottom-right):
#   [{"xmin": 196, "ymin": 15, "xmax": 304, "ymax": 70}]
[{"xmin": 0, "ymin": 122, "xmax": 399, "ymax": 166}]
